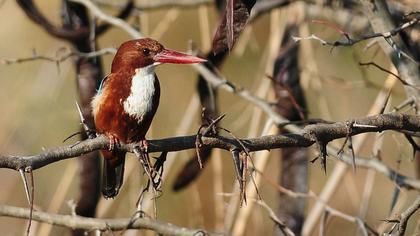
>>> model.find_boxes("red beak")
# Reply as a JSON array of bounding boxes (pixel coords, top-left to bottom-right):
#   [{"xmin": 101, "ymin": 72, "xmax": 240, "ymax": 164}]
[{"xmin": 153, "ymin": 49, "xmax": 206, "ymax": 64}]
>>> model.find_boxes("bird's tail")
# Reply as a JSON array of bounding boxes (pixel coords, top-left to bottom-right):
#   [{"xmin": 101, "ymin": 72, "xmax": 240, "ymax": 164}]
[{"xmin": 101, "ymin": 150, "xmax": 126, "ymax": 198}]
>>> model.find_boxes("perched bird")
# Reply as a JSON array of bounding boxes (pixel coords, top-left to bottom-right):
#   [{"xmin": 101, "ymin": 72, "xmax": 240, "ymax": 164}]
[{"xmin": 92, "ymin": 38, "xmax": 205, "ymax": 198}]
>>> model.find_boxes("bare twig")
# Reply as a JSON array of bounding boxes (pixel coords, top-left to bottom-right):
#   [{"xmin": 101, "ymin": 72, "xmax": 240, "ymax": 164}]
[
  {"xmin": 292, "ymin": 12, "xmax": 420, "ymax": 63},
  {"xmin": 0, "ymin": 204, "xmax": 219, "ymax": 235},
  {"xmin": 16, "ymin": 0, "xmax": 134, "ymax": 41},
  {"xmin": 191, "ymin": 63, "xmax": 301, "ymax": 132},
  {"xmin": 397, "ymin": 195, "xmax": 420, "ymax": 235},
  {"xmin": 195, "ymin": 114, "xmax": 226, "ymax": 168},
  {"xmin": 253, "ymin": 200, "xmax": 295, "ymax": 236},
  {"xmin": 359, "ymin": 62, "xmax": 420, "ymax": 89},
  {"xmin": 94, "ymin": 0, "xmax": 212, "ymax": 11},
  {"xmin": 359, "ymin": 1, "xmax": 420, "ymax": 114},
  {"xmin": 69, "ymin": 0, "xmax": 142, "ymax": 38},
  {"xmin": 1, "ymin": 47, "xmax": 117, "ymax": 65},
  {"xmin": 403, "ymin": 134, "xmax": 420, "ymax": 157},
  {"xmin": 385, "ymin": 195, "xmax": 420, "ymax": 235},
  {"xmin": 254, "ymin": 168, "xmax": 378, "ymax": 236}
]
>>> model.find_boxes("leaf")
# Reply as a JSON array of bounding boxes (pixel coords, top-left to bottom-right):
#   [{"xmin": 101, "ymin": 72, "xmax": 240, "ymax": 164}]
[
  {"xmin": 227, "ymin": 0, "xmax": 235, "ymax": 50},
  {"xmin": 212, "ymin": 0, "xmax": 256, "ymax": 54}
]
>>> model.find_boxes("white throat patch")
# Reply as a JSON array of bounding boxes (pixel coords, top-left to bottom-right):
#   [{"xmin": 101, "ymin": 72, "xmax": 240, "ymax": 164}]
[{"xmin": 123, "ymin": 65, "xmax": 156, "ymax": 120}]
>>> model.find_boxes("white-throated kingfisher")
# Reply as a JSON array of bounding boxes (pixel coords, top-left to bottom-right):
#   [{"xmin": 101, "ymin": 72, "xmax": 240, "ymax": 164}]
[{"xmin": 92, "ymin": 38, "xmax": 205, "ymax": 198}]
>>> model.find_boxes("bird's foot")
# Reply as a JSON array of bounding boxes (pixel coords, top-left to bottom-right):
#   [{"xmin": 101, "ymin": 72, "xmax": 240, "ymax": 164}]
[
  {"xmin": 139, "ymin": 139, "xmax": 149, "ymax": 153},
  {"xmin": 107, "ymin": 134, "xmax": 120, "ymax": 151},
  {"xmin": 133, "ymin": 140, "xmax": 164, "ymax": 191}
]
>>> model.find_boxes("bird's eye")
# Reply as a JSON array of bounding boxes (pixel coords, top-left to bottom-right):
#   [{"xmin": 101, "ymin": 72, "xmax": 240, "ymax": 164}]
[{"xmin": 142, "ymin": 48, "xmax": 150, "ymax": 56}]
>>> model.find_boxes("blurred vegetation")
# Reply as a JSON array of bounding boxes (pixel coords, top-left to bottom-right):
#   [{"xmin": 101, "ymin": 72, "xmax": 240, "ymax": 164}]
[{"xmin": 0, "ymin": 0, "xmax": 418, "ymax": 235}]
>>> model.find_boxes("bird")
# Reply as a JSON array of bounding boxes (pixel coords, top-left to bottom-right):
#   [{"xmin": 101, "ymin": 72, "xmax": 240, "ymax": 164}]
[{"xmin": 91, "ymin": 38, "xmax": 205, "ymax": 198}]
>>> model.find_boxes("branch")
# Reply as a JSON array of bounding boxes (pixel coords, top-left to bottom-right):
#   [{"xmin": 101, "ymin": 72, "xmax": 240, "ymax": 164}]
[
  {"xmin": 359, "ymin": 1, "xmax": 420, "ymax": 113},
  {"xmin": 7, "ymin": 2, "xmax": 420, "ymax": 192},
  {"xmin": 0, "ymin": 113, "xmax": 419, "ymax": 187},
  {"xmin": 253, "ymin": 200, "xmax": 295, "ymax": 236},
  {"xmin": 1, "ymin": 48, "xmax": 116, "ymax": 65},
  {"xmin": 249, "ymin": 0, "xmax": 291, "ymax": 21},
  {"xmin": 359, "ymin": 62, "xmax": 420, "ymax": 89},
  {"xmin": 69, "ymin": 0, "xmax": 142, "ymax": 38},
  {"xmin": 254, "ymin": 168, "xmax": 378, "ymax": 235},
  {"xmin": 397, "ymin": 195, "xmax": 420, "ymax": 235},
  {"xmin": 292, "ymin": 11, "xmax": 420, "ymax": 60},
  {"xmin": 190, "ymin": 63, "xmax": 301, "ymax": 132},
  {"xmin": 16, "ymin": 0, "xmax": 134, "ymax": 41},
  {"xmin": 327, "ymin": 148, "xmax": 420, "ymax": 190},
  {"xmin": 94, "ymin": 0, "xmax": 212, "ymax": 11},
  {"xmin": 0, "ymin": 204, "xmax": 218, "ymax": 235}
]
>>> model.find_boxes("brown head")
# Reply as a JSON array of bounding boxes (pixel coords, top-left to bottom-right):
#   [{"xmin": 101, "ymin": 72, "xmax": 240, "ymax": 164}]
[{"xmin": 111, "ymin": 38, "xmax": 206, "ymax": 73}]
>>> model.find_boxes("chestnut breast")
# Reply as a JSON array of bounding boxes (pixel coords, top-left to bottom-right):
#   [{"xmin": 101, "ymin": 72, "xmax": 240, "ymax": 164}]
[{"xmin": 92, "ymin": 68, "xmax": 160, "ymax": 143}]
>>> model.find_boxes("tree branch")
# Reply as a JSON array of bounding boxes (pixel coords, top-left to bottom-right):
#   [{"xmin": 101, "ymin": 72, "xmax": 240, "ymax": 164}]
[
  {"xmin": 254, "ymin": 168, "xmax": 378, "ymax": 235},
  {"xmin": 69, "ymin": 0, "xmax": 142, "ymax": 38},
  {"xmin": 1, "ymin": 48, "xmax": 116, "ymax": 65},
  {"xmin": 0, "ymin": 204, "xmax": 219, "ymax": 235},
  {"xmin": 253, "ymin": 200, "xmax": 295, "ymax": 236},
  {"xmin": 292, "ymin": 11, "xmax": 420, "ymax": 60},
  {"xmin": 94, "ymin": 0, "xmax": 212, "ymax": 11},
  {"xmin": 0, "ymin": 113, "xmax": 419, "ymax": 186},
  {"xmin": 397, "ymin": 195, "xmax": 420, "ymax": 235},
  {"xmin": 16, "ymin": 0, "xmax": 134, "ymax": 41}
]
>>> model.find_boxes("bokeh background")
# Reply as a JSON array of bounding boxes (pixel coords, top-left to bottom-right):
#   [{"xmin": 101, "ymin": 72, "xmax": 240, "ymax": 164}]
[{"xmin": 0, "ymin": 0, "xmax": 419, "ymax": 235}]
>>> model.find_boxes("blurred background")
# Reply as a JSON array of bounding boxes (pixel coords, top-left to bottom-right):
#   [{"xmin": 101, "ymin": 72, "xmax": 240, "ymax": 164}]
[{"xmin": 0, "ymin": 0, "xmax": 419, "ymax": 235}]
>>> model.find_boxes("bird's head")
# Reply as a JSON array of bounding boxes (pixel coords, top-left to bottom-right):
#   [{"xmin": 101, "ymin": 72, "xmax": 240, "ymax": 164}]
[{"xmin": 111, "ymin": 38, "xmax": 206, "ymax": 72}]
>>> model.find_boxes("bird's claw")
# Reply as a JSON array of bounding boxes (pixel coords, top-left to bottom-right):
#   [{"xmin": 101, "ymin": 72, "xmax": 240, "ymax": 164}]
[
  {"xmin": 139, "ymin": 139, "xmax": 149, "ymax": 153},
  {"xmin": 107, "ymin": 134, "xmax": 120, "ymax": 151}
]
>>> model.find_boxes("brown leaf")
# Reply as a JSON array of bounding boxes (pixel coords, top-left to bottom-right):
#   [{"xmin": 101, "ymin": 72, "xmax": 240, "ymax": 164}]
[{"xmin": 212, "ymin": 0, "xmax": 256, "ymax": 53}]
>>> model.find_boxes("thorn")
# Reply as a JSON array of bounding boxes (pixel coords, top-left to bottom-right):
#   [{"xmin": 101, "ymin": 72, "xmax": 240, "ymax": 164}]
[
  {"xmin": 353, "ymin": 123, "xmax": 377, "ymax": 128},
  {"xmin": 310, "ymin": 156, "xmax": 319, "ymax": 163},
  {"xmin": 62, "ymin": 131, "xmax": 83, "ymax": 143},
  {"xmin": 75, "ymin": 100, "xmax": 96, "ymax": 139},
  {"xmin": 66, "ymin": 199, "xmax": 77, "ymax": 216},
  {"xmin": 348, "ymin": 136, "xmax": 356, "ymax": 173},
  {"xmin": 19, "ymin": 169, "xmax": 31, "ymax": 206},
  {"xmin": 379, "ymin": 90, "xmax": 392, "ymax": 114},
  {"xmin": 75, "ymin": 101, "xmax": 85, "ymax": 124},
  {"xmin": 318, "ymin": 141, "xmax": 328, "ymax": 174},
  {"xmin": 26, "ymin": 167, "xmax": 35, "ymax": 236}
]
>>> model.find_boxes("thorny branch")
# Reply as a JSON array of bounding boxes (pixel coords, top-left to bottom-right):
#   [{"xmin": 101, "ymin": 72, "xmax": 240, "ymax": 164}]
[
  {"xmin": 254, "ymin": 168, "xmax": 379, "ymax": 236},
  {"xmin": 0, "ymin": 205, "xmax": 219, "ymax": 236},
  {"xmin": 6, "ymin": 0, "xmax": 419, "ymax": 235},
  {"xmin": 0, "ymin": 113, "xmax": 419, "ymax": 189},
  {"xmin": 253, "ymin": 200, "xmax": 295, "ymax": 236},
  {"xmin": 396, "ymin": 195, "xmax": 420, "ymax": 235},
  {"xmin": 5, "ymin": 0, "xmax": 420, "ymax": 183},
  {"xmin": 384, "ymin": 195, "xmax": 420, "ymax": 236},
  {"xmin": 292, "ymin": 11, "xmax": 420, "ymax": 63}
]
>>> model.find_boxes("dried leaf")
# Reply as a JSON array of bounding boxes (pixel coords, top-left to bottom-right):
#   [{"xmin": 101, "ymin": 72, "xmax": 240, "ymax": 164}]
[{"xmin": 212, "ymin": 0, "xmax": 256, "ymax": 53}]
